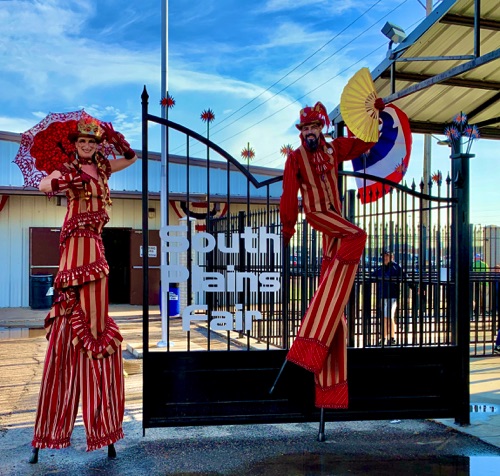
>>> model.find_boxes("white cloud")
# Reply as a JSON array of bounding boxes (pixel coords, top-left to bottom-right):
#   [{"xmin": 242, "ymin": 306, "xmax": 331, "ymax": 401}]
[
  {"xmin": 255, "ymin": 21, "xmax": 335, "ymax": 50},
  {"xmin": 260, "ymin": 0, "xmax": 367, "ymax": 14},
  {"xmin": 0, "ymin": 116, "xmax": 37, "ymax": 134},
  {"xmin": 0, "ymin": 1, "xmax": 158, "ymax": 104},
  {"xmin": 0, "ymin": 0, "xmax": 497, "ymax": 227}
]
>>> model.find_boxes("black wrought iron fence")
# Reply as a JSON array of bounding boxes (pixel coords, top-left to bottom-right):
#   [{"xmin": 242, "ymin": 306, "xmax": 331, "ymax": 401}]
[{"xmin": 208, "ymin": 174, "xmax": 498, "ymax": 357}]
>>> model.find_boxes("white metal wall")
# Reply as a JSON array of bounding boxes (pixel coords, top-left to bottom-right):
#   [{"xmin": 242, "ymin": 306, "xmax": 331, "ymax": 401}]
[{"xmin": 0, "ymin": 194, "xmax": 159, "ymax": 308}]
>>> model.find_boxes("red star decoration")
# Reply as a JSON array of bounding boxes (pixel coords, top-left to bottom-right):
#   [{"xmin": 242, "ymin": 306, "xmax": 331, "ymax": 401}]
[
  {"xmin": 432, "ymin": 171, "xmax": 443, "ymax": 185},
  {"xmin": 201, "ymin": 109, "xmax": 215, "ymax": 123},
  {"xmin": 280, "ymin": 144, "xmax": 294, "ymax": 157},
  {"xmin": 241, "ymin": 147, "xmax": 255, "ymax": 160},
  {"xmin": 160, "ymin": 94, "xmax": 175, "ymax": 108},
  {"xmin": 394, "ymin": 162, "xmax": 408, "ymax": 175}
]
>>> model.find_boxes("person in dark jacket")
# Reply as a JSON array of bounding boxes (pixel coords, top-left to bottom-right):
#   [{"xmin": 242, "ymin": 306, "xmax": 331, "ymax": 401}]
[{"xmin": 372, "ymin": 250, "xmax": 403, "ymax": 345}]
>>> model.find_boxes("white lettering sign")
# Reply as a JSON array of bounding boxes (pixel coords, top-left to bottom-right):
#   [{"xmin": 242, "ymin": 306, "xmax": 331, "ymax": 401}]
[
  {"xmin": 160, "ymin": 225, "xmax": 281, "ymax": 332},
  {"xmin": 182, "ymin": 304, "xmax": 262, "ymax": 332},
  {"xmin": 160, "ymin": 226, "xmax": 280, "ymax": 254},
  {"xmin": 140, "ymin": 245, "xmax": 158, "ymax": 258}
]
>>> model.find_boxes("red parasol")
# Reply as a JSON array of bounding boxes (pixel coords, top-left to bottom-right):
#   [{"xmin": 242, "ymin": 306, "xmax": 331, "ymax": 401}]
[{"xmin": 13, "ymin": 110, "xmax": 112, "ymax": 189}]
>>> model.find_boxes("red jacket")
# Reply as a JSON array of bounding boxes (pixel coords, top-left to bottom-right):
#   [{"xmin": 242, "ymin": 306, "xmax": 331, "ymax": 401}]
[{"xmin": 280, "ymin": 136, "xmax": 373, "ymax": 243}]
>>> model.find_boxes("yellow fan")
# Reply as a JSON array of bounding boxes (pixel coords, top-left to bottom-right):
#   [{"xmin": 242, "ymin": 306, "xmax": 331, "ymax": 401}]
[{"xmin": 340, "ymin": 67, "xmax": 381, "ymax": 142}]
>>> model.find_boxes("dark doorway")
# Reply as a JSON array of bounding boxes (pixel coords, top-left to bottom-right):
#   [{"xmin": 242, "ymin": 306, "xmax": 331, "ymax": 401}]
[
  {"xmin": 130, "ymin": 229, "xmax": 161, "ymax": 305},
  {"xmin": 102, "ymin": 228, "xmax": 131, "ymax": 304}
]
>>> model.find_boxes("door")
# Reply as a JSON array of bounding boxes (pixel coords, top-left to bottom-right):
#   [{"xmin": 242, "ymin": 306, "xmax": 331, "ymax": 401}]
[
  {"xmin": 130, "ymin": 230, "xmax": 161, "ymax": 305},
  {"xmin": 29, "ymin": 227, "xmax": 60, "ymax": 277}
]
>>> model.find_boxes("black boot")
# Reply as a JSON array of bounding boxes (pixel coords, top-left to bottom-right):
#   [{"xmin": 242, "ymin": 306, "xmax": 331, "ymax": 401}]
[
  {"xmin": 29, "ymin": 447, "xmax": 39, "ymax": 464},
  {"xmin": 108, "ymin": 443, "xmax": 116, "ymax": 459}
]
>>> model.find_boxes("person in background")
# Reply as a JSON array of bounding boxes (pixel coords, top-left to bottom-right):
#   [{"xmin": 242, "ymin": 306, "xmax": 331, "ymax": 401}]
[
  {"xmin": 372, "ymin": 250, "xmax": 404, "ymax": 346},
  {"xmin": 472, "ymin": 253, "xmax": 489, "ymax": 314}
]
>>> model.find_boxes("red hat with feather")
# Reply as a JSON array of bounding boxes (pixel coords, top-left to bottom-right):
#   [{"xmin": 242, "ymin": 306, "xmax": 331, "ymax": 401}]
[{"xmin": 296, "ymin": 101, "xmax": 331, "ymax": 131}]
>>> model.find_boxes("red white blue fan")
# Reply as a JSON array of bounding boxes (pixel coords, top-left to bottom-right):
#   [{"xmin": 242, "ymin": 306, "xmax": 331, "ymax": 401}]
[{"xmin": 351, "ymin": 104, "xmax": 412, "ymax": 203}]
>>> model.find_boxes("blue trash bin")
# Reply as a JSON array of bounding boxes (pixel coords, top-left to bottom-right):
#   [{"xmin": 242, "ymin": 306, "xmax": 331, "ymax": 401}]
[{"xmin": 168, "ymin": 283, "xmax": 180, "ymax": 316}]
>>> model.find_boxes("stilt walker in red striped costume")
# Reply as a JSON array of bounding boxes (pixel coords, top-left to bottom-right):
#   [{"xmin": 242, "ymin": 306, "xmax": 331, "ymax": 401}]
[
  {"xmin": 29, "ymin": 118, "xmax": 138, "ymax": 463},
  {"xmin": 280, "ymin": 102, "xmax": 377, "ymax": 408}
]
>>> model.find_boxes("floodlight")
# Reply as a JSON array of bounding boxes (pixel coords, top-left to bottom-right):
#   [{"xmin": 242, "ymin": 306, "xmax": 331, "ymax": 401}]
[
  {"xmin": 381, "ymin": 22, "xmax": 407, "ymax": 44},
  {"xmin": 431, "ymin": 134, "xmax": 451, "ymax": 146}
]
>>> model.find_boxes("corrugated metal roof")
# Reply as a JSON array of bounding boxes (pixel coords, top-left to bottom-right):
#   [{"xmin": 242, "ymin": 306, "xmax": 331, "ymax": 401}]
[{"xmin": 331, "ymin": 0, "xmax": 500, "ymax": 139}]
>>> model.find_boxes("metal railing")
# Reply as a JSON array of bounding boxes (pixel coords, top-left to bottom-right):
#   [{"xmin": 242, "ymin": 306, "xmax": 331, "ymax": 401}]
[{"xmin": 207, "ymin": 175, "xmax": 499, "ymax": 357}]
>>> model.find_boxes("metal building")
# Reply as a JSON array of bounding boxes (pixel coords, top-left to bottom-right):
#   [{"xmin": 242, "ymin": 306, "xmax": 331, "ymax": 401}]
[{"xmin": 0, "ymin": 131, "xmax": 282, "ymax": 308}]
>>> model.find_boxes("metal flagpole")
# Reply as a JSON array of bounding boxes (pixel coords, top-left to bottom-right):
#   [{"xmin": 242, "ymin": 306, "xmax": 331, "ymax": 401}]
[
  {"xmin": 158, "ymin": 0, "xmax": 169, "ymax": 347},
  {"xmin": 421, "ymin": 0, "xmax": 433, "ymax": 263}
]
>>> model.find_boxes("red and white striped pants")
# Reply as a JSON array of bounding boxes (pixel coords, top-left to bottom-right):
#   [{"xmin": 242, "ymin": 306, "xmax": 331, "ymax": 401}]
[
  {"xmin": 286, "ymin": 209, "xmax": 366, "ymax": 408},
  {"xmin": 32, "ymin": 279, "xmax": 124, "ymax": 451}
]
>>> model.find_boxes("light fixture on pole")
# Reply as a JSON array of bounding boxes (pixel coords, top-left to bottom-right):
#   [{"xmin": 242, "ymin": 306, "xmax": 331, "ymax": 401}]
[
  {"xmin": 429, "ymin": 134, "xmax": 452, "ymax": 147},
  {"xmin": 381, "ymin": 22, "xmax": 407, "ymax": 94},
  {"xmin": 381, "ymin": 21, "xmax": 407, "ymax": 46}
]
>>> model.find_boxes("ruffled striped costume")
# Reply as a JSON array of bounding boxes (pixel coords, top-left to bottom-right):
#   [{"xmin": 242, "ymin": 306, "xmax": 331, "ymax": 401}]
[
  {"xmin": 32, "ymin": 155, "xmax": 124, "ymax": 451},
  {"xmin": 280, "ymin": 136, "xmax": 373, "ymax": 409}
]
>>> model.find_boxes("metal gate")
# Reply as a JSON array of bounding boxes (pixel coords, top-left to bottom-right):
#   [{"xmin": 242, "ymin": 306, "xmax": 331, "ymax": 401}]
[{"xmin": 140, "ymin": 88, "xmax": 470, "ymax": 432}]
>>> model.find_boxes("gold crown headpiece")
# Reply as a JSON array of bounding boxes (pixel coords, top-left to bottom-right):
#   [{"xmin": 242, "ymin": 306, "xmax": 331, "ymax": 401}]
[{"xmin": 69, "ymin": 118, "xmax": 103, "ymax": 143}]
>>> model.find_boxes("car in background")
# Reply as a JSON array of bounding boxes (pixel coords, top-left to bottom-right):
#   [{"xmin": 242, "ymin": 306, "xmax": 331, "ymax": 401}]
[{"xmin": 289, "ymin": 249, "xmax": 321, "ymax": 276}]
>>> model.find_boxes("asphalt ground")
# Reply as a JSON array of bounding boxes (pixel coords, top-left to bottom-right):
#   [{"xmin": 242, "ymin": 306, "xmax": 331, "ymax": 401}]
[{"xmin": 1, "ymin": 306, "xmax": 500, "ymax": 475}]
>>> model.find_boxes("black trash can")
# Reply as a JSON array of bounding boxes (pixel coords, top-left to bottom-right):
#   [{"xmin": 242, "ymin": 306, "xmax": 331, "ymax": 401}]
[{"xmin": 29, "ymin": 274, "xmax": 54, "ymax": 310}]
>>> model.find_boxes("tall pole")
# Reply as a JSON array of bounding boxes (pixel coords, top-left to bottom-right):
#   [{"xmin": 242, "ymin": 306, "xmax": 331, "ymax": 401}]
[
  {"xmin": 445, "ymin": 111, "xmax": 478, "ymax": 425},
  {"xmin": 452, "ymin": 141, "xmax": 472, "ymax": 426},
  {"xmin": 158, "ymin": 0, "xmax": 169, "ymax": 346},
  {"xmin": 422, "ymin": 0, "xmax": 433, "ymax": 262}
]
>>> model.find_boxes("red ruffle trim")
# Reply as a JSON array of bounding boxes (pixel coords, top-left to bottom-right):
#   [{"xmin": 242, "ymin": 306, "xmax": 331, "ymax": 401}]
[
  {"xmin": 45, "ymin": 288, "xmax": 122, "ymax": 360},
  {"xmin": 86, "ymin": 428, "xmax": 124, "ymax": 452},
  {"xmin": 54, "ymin": 257, "xmax": 109, "ymax": 288},
  {"xmin": 60, "ymin": 209, "xmax": 109, "ymax": 245},
  {"xmin": 32, "ymin": 428, "xmax": 124, "ymax": 452},
  {"xmin": 314, "ymin": 380, "xmax": 348, "ymax": 409},
  {"xmin": 32, "ymin": 435, "xmax": 71, "ymax": 450},
  {"xmin": 286, "ymin": 337, "xmax": 329, "ymax": 374}
]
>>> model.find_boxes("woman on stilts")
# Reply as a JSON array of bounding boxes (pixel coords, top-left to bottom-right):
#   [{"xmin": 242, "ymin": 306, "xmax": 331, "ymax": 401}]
[{"xmin": 29, "ymin": 117, "xmax": 137, "ymax": 464}]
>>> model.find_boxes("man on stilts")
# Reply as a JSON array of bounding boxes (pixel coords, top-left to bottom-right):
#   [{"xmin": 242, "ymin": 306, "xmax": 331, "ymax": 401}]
[{"xmin": 280, "ymin": 101, "xmax": 377, "ymax": 408}]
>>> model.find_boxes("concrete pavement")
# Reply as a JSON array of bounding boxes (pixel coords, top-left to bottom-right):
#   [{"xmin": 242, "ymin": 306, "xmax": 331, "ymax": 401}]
[{"xmin": 0, "ymin": 305, "xmax": 499, "ymax": 474}]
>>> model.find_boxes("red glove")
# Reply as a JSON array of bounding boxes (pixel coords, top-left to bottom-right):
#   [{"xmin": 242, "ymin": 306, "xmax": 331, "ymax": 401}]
[
  {"xmin": 101, "ymin": 122, "xmax": 135, "ymax": 160},
  {"xmin": 283, "ymin": 231, "xmax": 294, "ymax": 248},
  {"xmin": 50, "ymin": 172, "xmax": 90, "ymax": 193}
]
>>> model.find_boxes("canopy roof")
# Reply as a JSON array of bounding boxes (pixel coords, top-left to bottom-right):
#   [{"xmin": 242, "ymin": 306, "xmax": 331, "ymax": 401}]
[{"xmin": 331, "ymin": 0, "xmax": 500, "ymax": 139}]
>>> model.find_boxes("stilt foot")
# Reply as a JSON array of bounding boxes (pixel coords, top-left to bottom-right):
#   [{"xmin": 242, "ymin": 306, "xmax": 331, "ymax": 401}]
[
  {"xmin": 108, "ymin": 443, "xmax": 116, "ymax": 459},
  {"xmin": 317, "ymin": 407, "xmax": 326, "ymax": 442},
  {"xmin": 29, "ymin": 447, "xmax": 39, "ymax": 464}
]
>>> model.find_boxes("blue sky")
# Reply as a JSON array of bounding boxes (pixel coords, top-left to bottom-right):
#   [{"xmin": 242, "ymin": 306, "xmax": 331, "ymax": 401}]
[{"xmin": 1, "ymin": 0, "xmax": 498, "ymax": 225}]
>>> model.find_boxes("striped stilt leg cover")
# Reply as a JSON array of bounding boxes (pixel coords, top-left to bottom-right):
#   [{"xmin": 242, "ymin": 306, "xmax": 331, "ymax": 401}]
[{"xmin": 286, "ymin": 210, "xmax": 366, "ymax": 408}]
